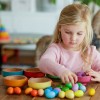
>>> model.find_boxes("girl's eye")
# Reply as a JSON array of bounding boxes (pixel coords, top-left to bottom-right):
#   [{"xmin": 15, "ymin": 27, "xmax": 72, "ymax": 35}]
[
  {"xmin": 65, "ymin": 32, "xmax": 71, "ymax": 34},
  {"xmin": 77, "ymin": 33, "xmax": 83, "ymax": 35}
]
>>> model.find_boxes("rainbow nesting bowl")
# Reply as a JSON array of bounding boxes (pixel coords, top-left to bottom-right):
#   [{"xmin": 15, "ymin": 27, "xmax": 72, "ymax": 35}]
[
  {"xmin": 77, "ymin": 72, "xmax": 91, "ymax": 85},
  {"xmin": 3, "ymin": 75, "xmax": 28, "ymax": 87},
  {"xmin": 78, "ymin": 76, "xmax": 91, "ymax": 85},
  {"xmin": 28, "ymin": 77, "xmax": 52, "ymax": 89},
  {"xmin": 46, "ymin": 74, "xmax": 60, "ymax": 81},
  {"xmin": 24, "ymin": 68, "xmax": 45, "ymax": 78},
  {"xmin": 2, "ymin": 68, "xmax": 23, "ymax": 77}
]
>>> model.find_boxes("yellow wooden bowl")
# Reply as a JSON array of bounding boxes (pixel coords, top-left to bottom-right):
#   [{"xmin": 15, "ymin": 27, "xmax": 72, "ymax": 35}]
[
  {"xmin": 28, "ymin": 78, "xmax": 52, "ymax": 89},
  {"xmin": 3, "ymin": 75, "xmax": 28, "ymax": 87}
]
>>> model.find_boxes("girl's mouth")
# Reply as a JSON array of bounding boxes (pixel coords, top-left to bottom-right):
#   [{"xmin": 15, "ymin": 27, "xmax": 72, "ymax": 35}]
[{"xmin": 70, "ymin": 42, "xmax": 76, "ymax": 45}]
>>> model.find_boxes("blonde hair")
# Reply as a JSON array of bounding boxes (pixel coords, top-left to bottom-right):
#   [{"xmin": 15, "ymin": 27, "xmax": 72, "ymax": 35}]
[{"xmin": 52, "ymin": 4, "xmax": 93, "ymax": 65}]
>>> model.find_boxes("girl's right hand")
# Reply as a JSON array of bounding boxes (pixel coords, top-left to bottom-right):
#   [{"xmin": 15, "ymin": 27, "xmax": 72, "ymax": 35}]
[{"xmin": 60, "ymin": 70, "xmax": 78, "ymax": 85}]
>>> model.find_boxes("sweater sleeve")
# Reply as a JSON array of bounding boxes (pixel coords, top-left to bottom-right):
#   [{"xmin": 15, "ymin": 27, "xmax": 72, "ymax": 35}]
[
  {"xmin": 38, "ymin": 43, "xmax": 68, "ymax": 78},
  {"xmin": 92, "ymin": 46, "xmax": 100, "ymax": 71}
]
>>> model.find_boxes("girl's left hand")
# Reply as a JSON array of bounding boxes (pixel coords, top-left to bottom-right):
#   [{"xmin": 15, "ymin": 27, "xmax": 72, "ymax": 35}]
[{"xmin": 86, "ymin": 69, "xmax": 100, "ymax": 82}]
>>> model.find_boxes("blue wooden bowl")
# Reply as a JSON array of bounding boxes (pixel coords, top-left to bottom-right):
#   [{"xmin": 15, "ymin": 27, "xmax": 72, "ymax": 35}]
[{"xmin": 2, "ymin": 68, "xmax": 23, "ymax": 77}]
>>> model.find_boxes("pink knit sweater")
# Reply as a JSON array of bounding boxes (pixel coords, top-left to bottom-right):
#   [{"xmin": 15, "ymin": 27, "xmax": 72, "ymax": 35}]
[{"xmin": 38, "ymin": 43, "xmax": 100, "ymax": 78}]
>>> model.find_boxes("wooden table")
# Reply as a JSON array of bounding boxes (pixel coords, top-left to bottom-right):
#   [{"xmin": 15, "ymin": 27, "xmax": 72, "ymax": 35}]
[{"xmin": 0, "ymin": 75, "xmax": 100, "ymax": 100}]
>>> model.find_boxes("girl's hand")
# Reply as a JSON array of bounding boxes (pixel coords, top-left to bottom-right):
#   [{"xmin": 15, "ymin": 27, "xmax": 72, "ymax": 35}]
[
  {"xmin": 60, "ymin": 70, "xmax": 78, "ymax": 85},
  {"xmin": 86, "ymin": 69, "xmax": 100, "ymax": 82}
]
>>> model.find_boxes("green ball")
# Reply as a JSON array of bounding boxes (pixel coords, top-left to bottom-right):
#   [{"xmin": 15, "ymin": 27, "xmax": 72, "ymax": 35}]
[
  {"xmin": 57, "ymin": 85, "xmax": 63, "ymax": 89},
  {"xmin": 65, "ymin": 83, "xmax": 72, "ymax": 89},
  {"xmin": 77, "ymin": 82, "xmax": 82, "ymax": 87},
  {"xmin": 62, "ymin": 86, "xmax": 69, "ymax": 92}
]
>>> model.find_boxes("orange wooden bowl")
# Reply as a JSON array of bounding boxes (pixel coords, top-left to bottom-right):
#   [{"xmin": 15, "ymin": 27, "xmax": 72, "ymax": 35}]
[
  {"xmin": 3, "ymin": 75, "xmax": 28, "ymax": 87},
  {"xmin": 24, "ymin": 68, "xmax": 45, "ymax": 78}
]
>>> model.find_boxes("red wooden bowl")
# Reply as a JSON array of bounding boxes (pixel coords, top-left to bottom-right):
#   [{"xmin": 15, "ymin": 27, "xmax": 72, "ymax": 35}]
[{"xmin": 24, "ymin": 68, "xmax": 45, "ymax": 78}]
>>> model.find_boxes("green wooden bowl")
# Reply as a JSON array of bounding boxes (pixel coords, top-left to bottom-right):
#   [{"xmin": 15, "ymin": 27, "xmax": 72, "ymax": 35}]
[{"xmin": 46, "ymin": 74, "xmax": 61, "ymax": 81}]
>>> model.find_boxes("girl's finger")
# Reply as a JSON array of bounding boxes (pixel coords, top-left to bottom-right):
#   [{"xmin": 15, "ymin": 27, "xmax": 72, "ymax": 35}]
[
  {"xmin": 72, "ymin": 73, "xmax": 78, "ymax": 83},
  {"xmin": 86, "ymin": 69, "xmax": 94, "ymax": 74},
  {"xmin": 65, "ymin": 76, "xmax": 69, "ymax": 83},
  {"xmin": 91, "ymin": 77, "xmax": 98, "ymax": 82},
  {"xmin": 68, "ymin": 75, "xmax": 74, "ymax": 85},
  {"xmin": 61, "ymin": 76, "xmax": 65, "ymax": 83},
  {"xmin": 89, "ymin": 73, "xmax": 96, "ymax": 76}
]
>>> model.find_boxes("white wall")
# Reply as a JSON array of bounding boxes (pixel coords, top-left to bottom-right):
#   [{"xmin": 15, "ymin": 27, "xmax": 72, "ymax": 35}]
[
  {"xmin": 0, "ymin": 0, "xmax": 74, "ymax": 34},
  {"xmin": 0, "ymin": 0, "xmax": 72, "ymax": 51},
  {"xmin": 0, "ymin": 12, "xmax": 59, "ymax": 34}
]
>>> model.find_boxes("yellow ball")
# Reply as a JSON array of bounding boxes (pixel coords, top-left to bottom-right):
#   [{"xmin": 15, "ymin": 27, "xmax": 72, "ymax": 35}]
[
  {"xmin": 58, "ymin": 91, "xmax": 65, "ymax": 98},
  {"xmin": 88, "ymin": 88, "xmax": 95, "ymax": 96},
  {"xmin": 65, "ymin": 90, "xmax": 74, "ymax": 99}
]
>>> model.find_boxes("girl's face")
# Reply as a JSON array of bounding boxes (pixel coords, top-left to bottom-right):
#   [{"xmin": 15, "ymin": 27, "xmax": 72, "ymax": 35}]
[{"xmin": 60, "ymin": 23, "xmax": 86, "ymax": 50}]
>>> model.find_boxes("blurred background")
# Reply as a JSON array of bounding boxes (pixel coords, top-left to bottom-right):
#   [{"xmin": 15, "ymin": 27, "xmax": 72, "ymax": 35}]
[{"xmin": 0, "ymin": 0, "xmax": 100, "ymax": 69}]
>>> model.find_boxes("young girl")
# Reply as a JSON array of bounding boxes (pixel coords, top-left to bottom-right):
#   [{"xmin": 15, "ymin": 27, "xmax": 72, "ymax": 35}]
[{"xmin": 38, "ymin": 4, "xmax": 100, "ymax": 85}]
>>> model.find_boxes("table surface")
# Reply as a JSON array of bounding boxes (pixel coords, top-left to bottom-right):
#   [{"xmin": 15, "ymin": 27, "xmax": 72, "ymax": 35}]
[{"xmin": 0, "ymin": 75, "xmax": 100, "ymax": 100}]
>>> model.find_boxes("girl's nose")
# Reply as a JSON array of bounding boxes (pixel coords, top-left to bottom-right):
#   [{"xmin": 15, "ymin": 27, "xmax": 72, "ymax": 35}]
[{"xmin": 71, "ymin": 34, "xmax": 77, "ymax": 41}]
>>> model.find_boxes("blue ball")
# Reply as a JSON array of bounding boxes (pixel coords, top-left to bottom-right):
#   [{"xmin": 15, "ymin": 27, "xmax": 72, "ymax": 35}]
[
  {"xmin": 53, "ymin": 89, "xmax": 59, "ymax": 96},
  {"xmin": 54, "ymin": 88, "xmax": 61, "ymax": 92},
  {"xmin": 46, "ymin": 86, "xmax": 53, "ymax": 91},
  {"xmin": 79, "ymin": 85, "xmax": 86, "ymax": 92},
  {"xmin": 45, "ymin": 91, "xmax": 56, "ymax": 99},
  {"xmin": 44, "ymin": 89, "xmax": 51, "ymax": 95}
]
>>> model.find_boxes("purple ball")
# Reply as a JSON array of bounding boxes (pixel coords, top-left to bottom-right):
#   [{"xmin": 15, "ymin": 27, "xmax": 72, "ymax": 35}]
[{"xmin": 72, "ymin": 83, "xmax": 79, "ymax": 92}]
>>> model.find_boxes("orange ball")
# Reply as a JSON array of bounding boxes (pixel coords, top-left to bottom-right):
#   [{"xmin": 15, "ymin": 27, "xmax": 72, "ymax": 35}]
[
  {"xmin": 14, "ymin": 87, "xmax": 22, "ymax": 94},
  {"xmin": 31, "ymin": 89, "xmax": 38, "ymax": 97},
  {"xmin": 25, "ymin": 87, "xmax": 33, "ymax": 95},
  {"xmin": 7, "ymin": 87, "xmax": 14, "ymax": 94}
]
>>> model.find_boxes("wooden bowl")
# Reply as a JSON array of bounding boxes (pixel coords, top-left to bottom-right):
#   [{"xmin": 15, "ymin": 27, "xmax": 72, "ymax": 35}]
[
  {"xmin": 3, "ymin": 75, "xmax": 28, "ymax": 87},
  {"xmin": 78, "ymin": 76, "xmax": 91, "ymax": 85},
  {"xmin": 76, "ymin": 71, "xmax": 91, "ymax": 85},
  {"xmin": 46, "ymin": 74, "xmax": 61, "ymax": 81},
  {"xmin": 24, "ymin": 68, "xmax": 45, "ymax": 78},
  {"xmin": 28, "ymin": 77, "xmax": 52, "ymax": 89},
  {"xmin": 2, "ymin": 68, "xmax": 23, "ymax": 77}
]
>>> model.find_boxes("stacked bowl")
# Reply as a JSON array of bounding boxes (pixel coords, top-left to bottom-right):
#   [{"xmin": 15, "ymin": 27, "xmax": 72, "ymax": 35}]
[
  {"xmin": 2, "ymin": 68, "xmax": 27, "ymax": 87},
  {"xmin": 24, "ymin": 67, "xmax": 45, "ymax": 78},
  {"xmin": 2, "ymin": 68, "xmax": 23, "ymax": 77}
]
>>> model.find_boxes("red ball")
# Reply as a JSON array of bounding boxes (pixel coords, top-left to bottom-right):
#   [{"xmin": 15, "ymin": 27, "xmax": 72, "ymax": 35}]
[{"xmin": 31, "ymin": 89, "xmax": 38, "ymax": 97}]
